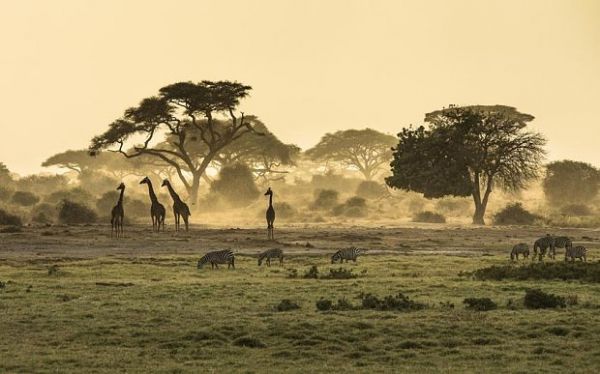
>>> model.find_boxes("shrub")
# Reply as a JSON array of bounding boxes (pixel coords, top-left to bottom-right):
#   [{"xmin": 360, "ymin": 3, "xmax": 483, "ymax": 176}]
[
  {"xmin": 31, "ymin": 203, "xmax": 57, "ymax": 224},
  {"xmin": 0, "ymin": 186, "xmax": 14, "ymax": 201},
  {"xmin": 333, "ymin": 298, "xmax": 355, "ymax": 311},
  {"xmin": 355, "ymin": 181, "xmax": 387, "ymax": 200},
  {"xmin": 11, "ymin": 191, "xmax": 39, "ymax": 206},
  {"xmin": 127, "ymin": 198, "xmax": 149, "ymax": 218},
  {"xmin": 435, "ymin": 197, "xmax": 471, "ymax": 216},
  {"xmin": 232, "ymin": 337, "xmax": 266, "ymax": 348},
  {"xmin": 493, "ymin": 203, "xmax": 541, "ymax": 225},
  {"xmin": 321, "ymin": 268, "xmax": 358, "ymax": 280},
  {"xmin": 210, "ymin": 164, "xmax": 260, "ymax": 207},
  {"xmin": 524, "ymin": 289, "xmax": 566, "ymax": 309},
  {"xmin": 560, "ymin": 204, "xmax": 593, "ymax": 216},
  {"xmin": 0, "ymin": 208, "xmax": 22, "ymax": 226},
  {"xmin": 316, "ymin": 298, "xmax": 333, "ymax": 311},
  {"xmin": 470, "ymin": 262, "xmax": 600, "ymax": 283},
  {"xmin": 359, "ymin": 292, "xmax": 425, "ymax": 311},
  {"xmin": 275, "ymin": 299, "xmax": 300, "ymax": 312},
  {"xmin": 303, "ymin": 265, "xmax": 319, "ymax": 279},
  {"xmin": 463, "ymin": 297, "xmax": 497, "ymax": 311},
  {"xmin": 58, "ymin": 200, "xmax": 98, "ymax": 224},
  {"xmin": 312, "ymin": 189, "xmax": 339, "ymax": 210},
  {"xmin": 332, "ymin": 196, "xmax": 368, "ymax": 217},
  {"xmin": 45, "ymin": 188, "xmax": 94, "ymax": 205},
  {"xmin": 310, "ymin": 172, "xmax": 361, "ymax": 194},
  {"xmin": 412, "ymin": 211, "xmax": 446, "ymax": 224}
]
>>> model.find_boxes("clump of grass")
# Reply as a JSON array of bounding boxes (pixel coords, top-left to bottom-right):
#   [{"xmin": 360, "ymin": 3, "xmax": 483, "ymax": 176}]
[
  {"xmin": 412, "ymin": 211, "xmax": 446, "ymax": 224},
  {"xmin": 321, "ymin": 268, "xmax": 357, "ymax": 280},
  {"xmin": 316, "ymin": 298, "xmax": 333, "ymax": 311},
  {"xmin": 463, "ymin": 297, "xmax": 497, "ymax": 311},
  {"xmin": 286, "ymin": 268, "xmax": 298, "ymax": 279},
  {"xmin": 303, "ymin": 265, "xmax": 319, "ymax": 279},
  {"xmin": 359, "ymin": 292, "xmax": 425, "ymax": 311},
  {"xmin": 232, "ymin": 337, "xmax": 266, "ymax": 348},
  {"xmin": 47, "ymin": 265, "xmax": 61, "ymax": 276},
  {"xmin": 275, "ymin": 299, "xmax": 300, "ymax": 312},
  {"xmin": 0, "ymin": 280, "xmax": 6, "ymax": 289},
  {"xmin": 546, "ymin": 326, "xmax": 570, "ymax": 336},
  {"xmin": 524, "ymin": 289, "xmax": 566, "ymax": 309},
  {"xmin": 315, "ymin": 297, "xmax": 356, "ymax": 311},
  {"xmin": 470, "ymin": 262, "xmax": 600, "ymax": 283}
]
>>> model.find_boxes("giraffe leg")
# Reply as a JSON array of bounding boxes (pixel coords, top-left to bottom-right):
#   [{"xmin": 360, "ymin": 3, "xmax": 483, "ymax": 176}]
[{"xmin": 183, "ymin": 215, "xmax": 189, "ymax": 232}]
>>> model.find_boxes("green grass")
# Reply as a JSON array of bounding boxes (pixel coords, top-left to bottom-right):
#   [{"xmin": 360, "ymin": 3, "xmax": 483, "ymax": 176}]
[{"xmin": 2, "ymin": 249, "xmax": 600, "ymax": 372}]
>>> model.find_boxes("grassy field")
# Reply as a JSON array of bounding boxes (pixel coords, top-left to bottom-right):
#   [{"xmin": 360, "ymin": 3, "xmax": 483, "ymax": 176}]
[{"xmin": 1, "ymin": 224, "xmax": 600, "ymax": 373}]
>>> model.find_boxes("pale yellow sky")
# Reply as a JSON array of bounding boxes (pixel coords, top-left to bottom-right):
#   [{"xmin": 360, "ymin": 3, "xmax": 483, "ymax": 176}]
[{"xmin": 0, "ymin": 0, "xmax": 599, "ymax": 175}]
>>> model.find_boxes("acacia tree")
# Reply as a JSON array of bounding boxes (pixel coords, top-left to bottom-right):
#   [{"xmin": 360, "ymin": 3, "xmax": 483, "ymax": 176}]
[
  {"xmin": 386, "ymin": 105, "xmax": 546, "ymax": 225},
  {"xmin": 306, "ymin": 128, "xmax": 397, "ymax": 180},
  {"xmin": 89, "ymin": 80, "xmax": 258, "ymax": 203},
  {"xmin": 543, "ymin": 160, "xmax": 600, "ymax": 205}
]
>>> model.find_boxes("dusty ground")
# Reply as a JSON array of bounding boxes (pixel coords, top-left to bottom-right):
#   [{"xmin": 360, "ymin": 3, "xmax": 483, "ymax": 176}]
[{"xmin": 1, "ymin": 223, "xmax": 600, "ymax": 373}]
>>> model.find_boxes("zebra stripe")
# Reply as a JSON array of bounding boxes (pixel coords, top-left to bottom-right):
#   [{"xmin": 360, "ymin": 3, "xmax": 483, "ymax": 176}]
[
  {"xmin": 510, "ymin": 243, "xmax": 529, "ymax": 260},
  {"xmin": 565, "ymin": 245, "xmax": 587, "ymax": 262},
  {"xmin": 197, "ymin": 250, "xmax": 235, "ymax": 269},
  {"xmin": 331, "ymin": 247, "xmax": 362, "ymax": 264},
  {"xmin": 258, "ymin": 248, "xmax": 284, "ymax": 267}
]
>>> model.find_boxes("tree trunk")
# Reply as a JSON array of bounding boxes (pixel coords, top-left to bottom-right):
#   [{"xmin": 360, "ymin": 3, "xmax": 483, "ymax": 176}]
[{"xmin": 471, "ymin": 173, "xmax": 486, "ymax": 225}]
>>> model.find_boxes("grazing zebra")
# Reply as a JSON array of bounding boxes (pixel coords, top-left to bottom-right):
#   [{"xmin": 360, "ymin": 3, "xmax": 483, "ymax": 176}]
[
  {"xmin": 258, "ymin": 248, "xmax": 284, "ymax": 267},
  {"xmin": 533, "ymin": 235, "xmax": 555, "ymax": 261},
  {"xmin": 197, "ymin": 250, "xmax": 235, "ymax": 269},
  {"xmin": 510, "ymin": 243, "xmax": 530, "ymax": 261},
  {"xmin": 551, "ymin": 236, "xmax": 573, "ymax": 259},
  {"xmin": 565, "ymin": 245, "xmax": 587, "ymax": 262},
  {"xmin": 331, "ymin": 247, "xmax": 362, "ymax": 264}
]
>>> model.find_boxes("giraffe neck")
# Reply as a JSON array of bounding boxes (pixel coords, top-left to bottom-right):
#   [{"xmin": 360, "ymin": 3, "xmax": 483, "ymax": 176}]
[
  {"xmin": 269, "ymin": 193, "xmax": 273, "ymax": 207},
  {"xmin": 146, "ymin": 182, "xmax": 158, "ymax": 203},
  {"xmin": 118, "ymin": 187, "xmax": 125, "ymax": 205},
  {"xmin": 166, "ymin": 183, "xmax": 181, "ymax": 202}
]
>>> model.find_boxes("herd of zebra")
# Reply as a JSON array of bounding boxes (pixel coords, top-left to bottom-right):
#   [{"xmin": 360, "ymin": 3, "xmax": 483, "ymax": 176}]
[
  {"xmin": 196, "ymin": 247, "xmax": 363, "ymax": 269},
  {"xmin": 510, "ymin": 234, "xmax": 588, "ymax": 262}
]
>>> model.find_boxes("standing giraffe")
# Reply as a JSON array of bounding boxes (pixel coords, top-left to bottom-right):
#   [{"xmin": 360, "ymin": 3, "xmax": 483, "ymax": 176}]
[
  {"xmin": 140, "ymin": 176, "xmax": 166, "ymax": 232},
  {"xmin": 264, "ymin": 187, "xmax": 276, "ymax": 240},
  {"xmin": 161, "ymin": 179, "xmax": 191, "ymax": 232},
  {"xmin": 111, "ymin": 183, "xmax": 125, "ymax": 238}
]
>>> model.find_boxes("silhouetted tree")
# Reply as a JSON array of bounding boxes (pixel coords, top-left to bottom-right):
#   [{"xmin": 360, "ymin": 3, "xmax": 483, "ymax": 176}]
[
  {"xmin": 0, "ymin": 162, "xmax": 13, "ymax": 185},
  {"xmin": 89, "ymin": 80, "xmax": 258, "ymax": 203},
  {"xmin": 210, "ymin": 163, "xmax": 260, "ymax": 207},
  {"xmin": 543, "ymin": 160, "xmax": 600, "ymax": 205},
  {"xmin": 386, "ymin": 105, "xmax": 546, "ymax": 225},
  {"xmin": 306, "ymin": 128, "xmax": 397, "ymax": 180}
]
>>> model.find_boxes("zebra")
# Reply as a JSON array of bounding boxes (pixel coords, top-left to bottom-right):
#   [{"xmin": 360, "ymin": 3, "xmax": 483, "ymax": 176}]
[
  {"xmin": 551, "ymin": 236, "xmax": 573, "ymax": 259},
  {"xmin": 197, "ymin": 250, "xmax": 235, "ymax": 269},
  {"xmin": 258, "ymin": 248, "xmax": 284, "ymax": 267},
  {"xmin": 510, "ymin": 243, "xmax": 529, "ymax": 261},
  {"xmin": 533, "ymin": 235, "xmax": 555, "ymax": 261},
  {"xmin": 331, "ymin": 247, "xmax": 362, "ymax": 264},
  {"xmin": 565, "ymin": 245, "xmax": 587, "ymax": 262}
]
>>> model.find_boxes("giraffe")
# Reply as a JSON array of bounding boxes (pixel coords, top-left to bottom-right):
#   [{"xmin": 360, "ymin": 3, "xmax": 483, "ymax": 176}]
[
  {"xmin": 161, "ymin": 179, "xmax": 191, "ymax": 232},
  {"xmin": 110, "ymin": 182, "xmax": 125, "ymax": 238},
  {"xmin": 140, "ymin": 176, "xmax": 166, "ymax": 232},
  {"xmin": 264, "ymin": 187, "xmax": 276, "ymax": 240}
]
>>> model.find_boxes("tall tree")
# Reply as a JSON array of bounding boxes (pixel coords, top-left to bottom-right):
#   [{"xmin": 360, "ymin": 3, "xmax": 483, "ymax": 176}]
[
  {"xmin": 386, "ymin": 105, "xmax": 546, "ymax": 225},
  {"xmin": 306, "ymin": 128, "xmax": 397, "ymax": 180},
  {"xmin": 89, "ymin": 80, "xmax": 258, "ymax": 203},
  {"xmin": 543, "ymin": 160, "xmax": 600, "ymax": 205}
]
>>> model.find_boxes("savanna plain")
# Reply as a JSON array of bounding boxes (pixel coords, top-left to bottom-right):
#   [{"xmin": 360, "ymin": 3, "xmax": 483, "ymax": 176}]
[{"xmin": 1, "ymin": 223, "xmax": 600, "ymax": 373}]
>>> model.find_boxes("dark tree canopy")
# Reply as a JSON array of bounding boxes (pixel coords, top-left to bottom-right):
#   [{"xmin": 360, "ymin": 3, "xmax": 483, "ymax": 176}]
[
  {"xmin": 386, "ymin": 105, "xmax": 546, "ymax": 224},
  {"xmin": 306, "ymin": 128, "xmax": 397, "ymax": 180},
  {"xmin": 89, "ymin": 80, "xmax": 258, "ymax": 203},
  {"xmin": 543, "ymin": 160, "xmax": 600, "ymax": 205}
]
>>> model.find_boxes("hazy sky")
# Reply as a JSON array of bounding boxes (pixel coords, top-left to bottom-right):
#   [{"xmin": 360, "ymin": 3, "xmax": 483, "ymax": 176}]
[{"xmin": 0, "ymin": 0, "xmax": 598, "ymax": 175}]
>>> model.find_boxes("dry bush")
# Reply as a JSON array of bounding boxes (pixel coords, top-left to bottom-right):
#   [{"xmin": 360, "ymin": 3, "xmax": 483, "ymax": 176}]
[{"xmin": 412, "ymin": 211, "xmax": 446, "ymax": 223}]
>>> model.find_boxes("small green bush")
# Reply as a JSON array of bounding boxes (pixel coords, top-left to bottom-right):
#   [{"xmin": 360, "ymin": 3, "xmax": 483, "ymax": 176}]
[
  {"xmin": 11, "ymin": 191, "xmax": 39, "ymax": 206},
  {"xmin": 493, "ymin": 203, "xmax": 541, "ymax": 225},
  {"xmin": 524, "ymin": 289, "xmax": 566, "ymax": 309},
  {"xmin": 316, "ymin": 298, "xmax": 333, "ymax": 311},
  {"xmin": 359, "ymin": 292, "xmax": 425, "ymax": 311},
  {"xmin": 471, "ymin": 262, "xmax": 600, "ymax": 283},
  {"xmin": 303, "ymin": 265, "xmax": 319, "ymax": 279},
  {"xmin": 276, "ymin": 299, "xmax": 300, "ymax": 312},
  {"xmin": 312, "ymin": 189, "xmax": 339, "ymax": 210},
  {"xmin": 321, "ymin": 268, "xmax": 358, "ymax": 280},
  {"xmin": 412, "ymin": 211, "xmax": 446, "ymax": 224},
  {"xmin": 0, "ymin": 208, "xmax": 22, "ymax": 226},
  {"xmin": 232, "ymin": 337, "xmax": 266, "ymax": 348},
  {"xmin": 355, "ymin": 181, "xmax": 387, "ymax": 200},
  {"xmin": 463, "ymin": 297, "xmax": 497, "ymax": 311},
  {"xmin": 58, "ymin": 200, "xmax": 98, "ymax": 224}
]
